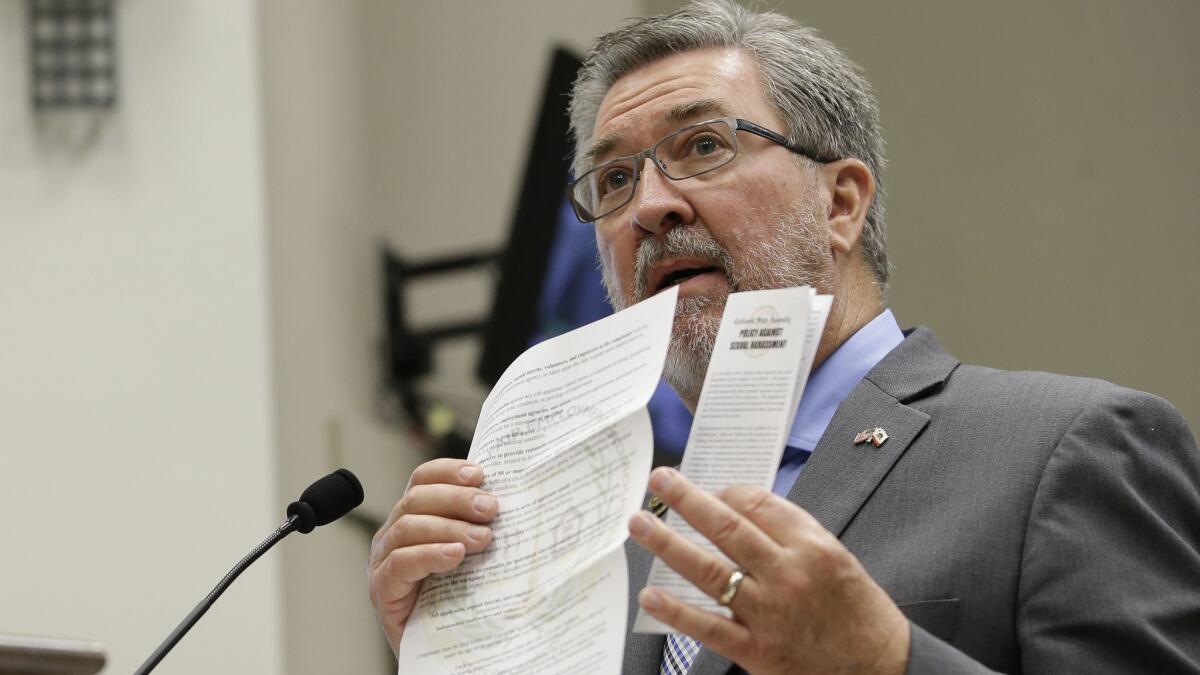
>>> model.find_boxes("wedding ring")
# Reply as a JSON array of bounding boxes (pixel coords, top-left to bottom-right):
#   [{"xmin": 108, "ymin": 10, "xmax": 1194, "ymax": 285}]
[{"xmin": 718, "ymin": 567, "xmax": 747, "ymax": 606}]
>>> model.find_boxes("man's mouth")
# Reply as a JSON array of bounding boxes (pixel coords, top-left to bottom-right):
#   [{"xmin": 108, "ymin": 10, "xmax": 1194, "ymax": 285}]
[
  {"xmin": 650, "ymin": 263, "xmax": 724, "ymax": 295},
  {"xmin": 659, "ymin": 266, "xmax": 719, "ymax": 291}
]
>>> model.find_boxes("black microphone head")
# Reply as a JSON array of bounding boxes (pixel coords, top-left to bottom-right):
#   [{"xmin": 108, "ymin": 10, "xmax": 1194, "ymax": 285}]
[{"xmin": 286, "ymin": 468, "xmax": 364, "ymax": 534}]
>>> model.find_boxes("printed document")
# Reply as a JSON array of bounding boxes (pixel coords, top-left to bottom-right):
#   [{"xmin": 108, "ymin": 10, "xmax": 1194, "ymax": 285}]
[
  {"xmin": 397, "ymin": 287, "xmax": 678, "ymax": 674},
  {"xmin": 634, "ymin": 287, "xmax": 830, "ymax": 632}
]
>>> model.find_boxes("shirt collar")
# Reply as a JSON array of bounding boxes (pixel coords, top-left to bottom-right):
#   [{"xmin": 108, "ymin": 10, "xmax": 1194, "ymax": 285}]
[{"xmin": 785, "ymin": 309, "xmax": 904, "ymax": 452}]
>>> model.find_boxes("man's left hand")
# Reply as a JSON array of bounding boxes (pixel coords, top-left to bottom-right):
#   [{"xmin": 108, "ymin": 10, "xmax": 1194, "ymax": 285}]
[{"xmin": 629, "ymin": 466, "xmax": 910, "ymax": 675}]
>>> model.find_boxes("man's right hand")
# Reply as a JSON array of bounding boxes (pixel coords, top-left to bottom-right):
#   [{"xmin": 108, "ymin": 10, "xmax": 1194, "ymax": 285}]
[{"xmin": 367, "ymin": 458, "xmax": 497, "ymax": 656}]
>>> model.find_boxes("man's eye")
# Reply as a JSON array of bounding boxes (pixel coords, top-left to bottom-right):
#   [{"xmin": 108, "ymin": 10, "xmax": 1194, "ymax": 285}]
[
  {"xmin": 678, "ymin": 132, "xmax": 730, "ymax": 159},
  {"xmin": 600, "ymin": 168, "xmax": 631, "ymax": 193},
  {"xmin": 693, "ymin": 137, "xmax": 720, "ymax": 155}
]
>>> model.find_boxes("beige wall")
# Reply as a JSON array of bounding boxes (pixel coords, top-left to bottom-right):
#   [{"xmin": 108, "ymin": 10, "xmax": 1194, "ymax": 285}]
[
  {"xmin": 258, "ymin": 2, "xmax": 394, "ymax": 674},
  {"xmin": 2, "ymin": 2, "xmax": 643, "ymax": 673},
  {"xmin": 647, "ymin": 0, "xmax": 1200, "ymax": 428},
  {"xmin": 0, "ymin": 2, "xmax": 282, "ymax": 673}
]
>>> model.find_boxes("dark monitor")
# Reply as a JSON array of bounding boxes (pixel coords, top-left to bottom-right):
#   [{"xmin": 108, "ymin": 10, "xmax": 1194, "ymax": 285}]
[{"xmin": 476, "ymin": 46, "xmax": 583, "ymax": 387}]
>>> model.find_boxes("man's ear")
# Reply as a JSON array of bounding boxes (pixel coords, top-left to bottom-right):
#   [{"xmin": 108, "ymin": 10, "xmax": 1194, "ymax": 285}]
[{"xmin": 821, "ymin": 158, "xmax": 875, "ymax": 257}]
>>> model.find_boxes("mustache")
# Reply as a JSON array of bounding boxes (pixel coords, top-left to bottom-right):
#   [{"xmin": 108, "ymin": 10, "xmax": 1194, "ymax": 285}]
[{"xmin": 633, "ymin": 227, "xmax": 735, "ymax": 301}]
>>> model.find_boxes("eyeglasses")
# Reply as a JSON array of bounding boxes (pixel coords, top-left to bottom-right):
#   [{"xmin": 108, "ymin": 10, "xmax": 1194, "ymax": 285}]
[{"xmin": 568, "ymin": 117, "xmax": 828, "ymax": 223}]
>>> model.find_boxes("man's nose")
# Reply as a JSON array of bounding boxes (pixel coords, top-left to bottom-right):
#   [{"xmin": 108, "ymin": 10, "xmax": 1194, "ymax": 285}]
[{"xmin": 630, "ymin": 157, "xmax": 695, "ymax": 236}]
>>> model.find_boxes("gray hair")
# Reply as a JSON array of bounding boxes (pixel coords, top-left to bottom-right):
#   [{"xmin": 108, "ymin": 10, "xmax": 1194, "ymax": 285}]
[{"xmin": 568, "ymin": 0, "xmax": 890, "ymax": 287}]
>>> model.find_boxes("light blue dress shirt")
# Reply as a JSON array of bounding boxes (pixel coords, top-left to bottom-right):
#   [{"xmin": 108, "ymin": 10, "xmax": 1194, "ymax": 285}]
[{"xmin": 771, "ymin": 309, "xmax": 905, "ymax": 496}]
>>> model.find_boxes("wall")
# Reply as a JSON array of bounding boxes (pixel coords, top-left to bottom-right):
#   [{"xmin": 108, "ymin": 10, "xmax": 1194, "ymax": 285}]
[
  {"xmin": 0, "ymin": 2, "xmax": 282, "ymax": 674},
  {"xmin": 258, "ymin": 2, "xmax": 400, "ymax": 674},
  {"xmin": 645, "ymin": 0, "xmax": 1200, "ymax": 427},
  {"xmin": 0, "ymin": 3, "xmax": 643, "ymax": 673}
]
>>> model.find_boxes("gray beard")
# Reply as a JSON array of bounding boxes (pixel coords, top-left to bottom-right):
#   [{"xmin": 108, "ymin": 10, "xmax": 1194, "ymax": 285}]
[{"xmin": 601, "ymin": 200, "xmax": 832, "ymax": 407}]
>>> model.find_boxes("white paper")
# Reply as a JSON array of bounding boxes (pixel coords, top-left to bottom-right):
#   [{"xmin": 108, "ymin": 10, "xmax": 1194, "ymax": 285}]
[
  {"xmin": 398, "ymin": 286, "xmax": 678, "ymax": 674},
  {"xmin": 793, "ymin": 294, "xmax": 833, "ymax": 410},
  {"xmin": 634, "ymin": 287, "xmax": 830, "ymax": 633}
]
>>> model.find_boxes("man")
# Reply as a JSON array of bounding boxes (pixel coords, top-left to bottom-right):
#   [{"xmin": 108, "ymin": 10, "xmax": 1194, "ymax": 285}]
[{"xmin": 368, "ymin": 2, "xmax": 1200, "ymax": 673}]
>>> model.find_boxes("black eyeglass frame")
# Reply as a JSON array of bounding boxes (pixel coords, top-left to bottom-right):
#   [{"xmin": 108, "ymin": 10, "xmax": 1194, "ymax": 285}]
[{"xmin": 567, "ymin": 117, "xmax": 832, "ymax": 223}]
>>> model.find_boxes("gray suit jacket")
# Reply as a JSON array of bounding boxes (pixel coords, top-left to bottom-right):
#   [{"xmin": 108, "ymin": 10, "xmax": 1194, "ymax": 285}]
[{"xmin": 622, "ymin": 327, "xmax": 1200, "ymax": 674}]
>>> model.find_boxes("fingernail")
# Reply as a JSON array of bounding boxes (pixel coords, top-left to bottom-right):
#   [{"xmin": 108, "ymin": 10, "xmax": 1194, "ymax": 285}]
[
  {"xmin": 459, "ymin": 465, "xmax": 479, "ymax": 481},
  {"xmin": 466, "ymin": 525, "xmax": 490, "ymax": 544},
  {"xmin": 639, "ymin": 588, "xmax": 662, "ymax": 611},
  {"xmin": 649, "ymin": 468, "xmax": 673, "ymax": 492},
  {"xmin": 440, "ymin": 543, "xmax": 462, "ymax": 557},
  {"xmin": 472, "ymin": 494, "xmax": 497, "ymax": 513},
  {"xmin": 629, "ymin": 511, "xmax": 651, "ymax": 537}
]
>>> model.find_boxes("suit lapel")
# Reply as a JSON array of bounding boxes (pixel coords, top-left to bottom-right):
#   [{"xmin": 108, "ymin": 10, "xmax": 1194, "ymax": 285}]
[
  {"xmin": 785, "ymin": 381, "xmax": 928, "ymax": 535},
  {"xmin": 787, "ymin": 326, "xmax": 957, "ymax": 536},
  {"xmin": 684, "ymin": 327, "xmax": 959, "ymax": 674}
]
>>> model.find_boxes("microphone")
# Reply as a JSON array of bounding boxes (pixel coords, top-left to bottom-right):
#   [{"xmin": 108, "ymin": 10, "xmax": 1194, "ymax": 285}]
[
  {"xmin": 287, "ymin": 468, "xmax": 365, "ymax": 533},
  {"xmin": 134, "ymin": 469, "xmax": 364, "ymax": 675}
]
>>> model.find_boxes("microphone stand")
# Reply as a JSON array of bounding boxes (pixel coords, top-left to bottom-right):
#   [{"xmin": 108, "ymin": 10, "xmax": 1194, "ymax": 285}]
[{"xmin": 133, "ymin": 515, "xmax": 301, "ymax": 675}]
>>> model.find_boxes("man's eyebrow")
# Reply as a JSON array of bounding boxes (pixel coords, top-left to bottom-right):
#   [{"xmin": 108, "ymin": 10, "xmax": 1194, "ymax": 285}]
[
  {"xmin": 584, "ymin": 134, "xmax": 621, "ymax": 168},
  {"xmin": 664, "ymin": 98, "xmax": 732, "ymax": 125},
  {"xmin": 583, "ymin": 99, "xmax": 734, "ymax": 168}
]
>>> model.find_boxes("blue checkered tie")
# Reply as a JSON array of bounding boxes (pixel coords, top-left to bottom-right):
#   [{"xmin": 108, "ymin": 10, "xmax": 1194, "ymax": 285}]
[{"xmin": 660, "ymin": 633, "xmax": 702, "ymax": 675}]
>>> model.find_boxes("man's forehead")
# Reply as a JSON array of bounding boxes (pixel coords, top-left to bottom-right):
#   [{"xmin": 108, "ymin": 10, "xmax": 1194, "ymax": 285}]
[
  {"xmin": 584, "ymin": 48, "xmax": 765, "ymax": 167},
  {"xmin": 585, "ymin": 98, "xmax": 735, "ymax": 166}
]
